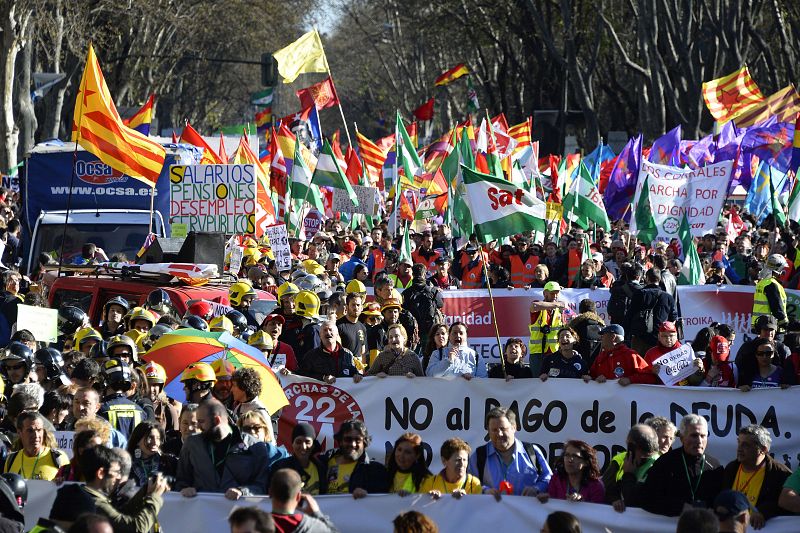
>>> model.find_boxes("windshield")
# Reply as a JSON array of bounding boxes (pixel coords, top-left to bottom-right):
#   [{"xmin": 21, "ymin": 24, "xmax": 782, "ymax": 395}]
[{"xmin": 34, "ymin": 221, "xmax": 153, "ymax": 264}]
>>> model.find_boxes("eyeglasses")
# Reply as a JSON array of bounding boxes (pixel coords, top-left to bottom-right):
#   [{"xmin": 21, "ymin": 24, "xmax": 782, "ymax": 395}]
[
  {"xmin": 756, "ymin": 350, "xmax": 774, "ymax": 356},
  {"xmin": 564, "ymin": 453, "xmax": 584, "ymax": 461},
  {"xmin": 241, "ymin": 425, "xmax": 265, "ymax": 433}
]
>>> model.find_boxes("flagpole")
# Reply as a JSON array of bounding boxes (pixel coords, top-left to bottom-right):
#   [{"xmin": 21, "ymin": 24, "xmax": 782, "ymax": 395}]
[
  {"xmin": 147, "ymin": 184, "xmax": 155, "ymax": 236},
  {"xmin": 392, "ymin": 114, "xmax": 400, "ymax": 238},
  {"xmin": 317, "ymin": 29, "xmax": 352, "ymax": 148},
  {"xmin": 481, "ymin": 257, "xmax": 507, "ymax": 379}
]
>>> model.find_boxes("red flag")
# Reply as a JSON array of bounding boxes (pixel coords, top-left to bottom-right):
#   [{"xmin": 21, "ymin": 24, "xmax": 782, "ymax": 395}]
[
  {"xmin": 399, "ymin": 191, "xmax": 416, "ymax": 221},
  {"xmin": 295, "ymin": 76, "xmax": 339, "ymax": 110},
  {"xmin": 180, "ymin": 123, "xmax": 222, "ymax": 164},
  {"xmin": 218, "ymin": 132, "xmax": 228, "ymax": 163},
  {"xmin": 412, "ymin": 98, "xmax": 435, "ymax": 121},
  {"xmin": 548, "ymin": 155, "xmax": 562, "ymax": 203},
  {"xmin": 345, "ymin": 146, "xmax": 363, "ymax": 186}
]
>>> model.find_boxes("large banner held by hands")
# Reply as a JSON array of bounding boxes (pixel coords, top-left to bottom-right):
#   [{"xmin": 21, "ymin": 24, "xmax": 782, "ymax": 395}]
[{"xmin": 629, "ymin": 160, "xmax": 732, "ymax": 240}]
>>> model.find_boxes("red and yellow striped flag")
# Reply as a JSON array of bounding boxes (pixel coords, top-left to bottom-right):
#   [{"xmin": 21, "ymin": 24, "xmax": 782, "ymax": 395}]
[
  {"xmin": 434, "ymin": 63, "xmax": 469, "ymax": 86},
  {"xmin": 72, "ymin": 45, "xmax": 165, "ymax": 186},
  {"xmin": 730, "ymin": 85, "xmax": 800, "ymax": 128},
  {"xmin": 702, "ymin": 66, "xmax": 764, "ymax": 122},
  {"xmin": 356, "ymin": 131, "xmax": 388, "ymax": 184}
]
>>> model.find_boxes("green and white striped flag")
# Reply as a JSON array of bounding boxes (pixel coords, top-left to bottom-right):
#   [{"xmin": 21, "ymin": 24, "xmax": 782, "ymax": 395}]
[
  {"xmin": 290, "ymin": 139, "xmax": 324, "ymax": 212},
  {"xmin": 396, "ymin": 111, "xmax": 423, "ymax": 183},
  {"xmin": 563, "ymin": 162, "xmax": 611, "ymax": 232},
  {"xmin": 251, "ymin": 88, "xmax": 274, "ymax": 106},
  {"xmin": 312, "ymin": 139, "xmax": 359, "ymax": 206},
  {"xmin": 678, "ymin": 213, "xmax": 705, "ymax": 285},
  {"xmin": 399, "ymin": 224, "xmax": 413, "ymax": 263},
  {"xmin": 634, "ymin": 174, "xmax": 659, "ymax": 245},
  {"xmin": 461, "ymin": 165, "xmax": 546, "ymax": 243},
  {"xmin": 788, "ymin": 177, "xmax": 800, "ymax": 221}
]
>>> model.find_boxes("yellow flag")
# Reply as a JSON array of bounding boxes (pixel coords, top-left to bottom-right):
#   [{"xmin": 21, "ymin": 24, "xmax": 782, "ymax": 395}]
[{"xmin": 273, "ymin": 30, "xmax": 328, "ymax": 83}]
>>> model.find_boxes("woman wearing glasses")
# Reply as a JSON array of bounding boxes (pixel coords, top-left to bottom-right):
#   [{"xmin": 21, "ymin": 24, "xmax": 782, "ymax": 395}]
[
  {"xmin": 739, "ymin": 339, "xmax": 793, "ymax": 391},
  {"xmin": 537, "ymin": 440, "xmax": 604, "ymax": 504}
]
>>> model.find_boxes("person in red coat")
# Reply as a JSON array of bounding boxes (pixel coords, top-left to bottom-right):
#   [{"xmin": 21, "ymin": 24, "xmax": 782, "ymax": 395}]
[
  {"xmin": 643, "ymin": 321, "xmax": 705, "ymax": 386},
  {"xmin": 587, "ymin": 324, "xmax": 653, "ymax": 385}
]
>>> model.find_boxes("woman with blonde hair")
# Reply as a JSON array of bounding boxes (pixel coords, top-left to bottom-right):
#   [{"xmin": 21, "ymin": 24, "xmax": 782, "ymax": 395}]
[{"xmin": 367, "ymin": 324, "xmax": 423, "ymax": 378}]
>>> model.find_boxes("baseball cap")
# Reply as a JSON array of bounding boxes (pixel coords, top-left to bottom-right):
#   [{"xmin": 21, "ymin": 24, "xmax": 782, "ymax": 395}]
[
  {"xmin": 327, "ymin": 253, "xmax": 341, "ymax": 263},
  {"xmin": 543, "ymin": 281, "xmax": 562, "ymax": 292},
  {"xmin": 434, "ymin": 256, "xmax": 450, "ymax": 265},
  {"xmin": 658, "ymin": 321, "xmax": 677, "ymax": 333},
  {"xmin": 465, "ymin": 243, "xmax": 479, "ymax": 253},
  {"xmin": 755, "ymin": 315, "xmax": 778, "ymax": 330},
  {"xmin": 709, "ymin": 335, "xmax": 730, "ymax": 361},
  {"xmin": 262, "ymin": 313, "xmax": 286, "ymax": 325},
  {"xmin": 713, "ymin": 490, "xmax": 750, "ymax": 521},
  {"xmin": 600, "ymin": 324, "xmax": 624, "ymax": 336}
]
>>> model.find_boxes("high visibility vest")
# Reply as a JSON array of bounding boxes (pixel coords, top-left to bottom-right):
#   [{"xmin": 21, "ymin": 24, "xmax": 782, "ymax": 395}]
[
  {"xmin": 529, "ymin": 309, "xmax": 563, "ymax": 356},
  {"xmin": 461, "ymin": 262, "xmax": 484, "ymax": 289},
  {"xmin": 412, "ymin": 249, "xmax": 441, "ymax": 272},
  {"xmin": 388, "ymin": 274, "xmax": 413, "ymax": 289},
  {"xmin": 509, "ymin": 254, "xmax": 540, "ymax": 287},
  {"xmin": 752, "ymin": 277, "xmax": 787, "ymax": 328}
]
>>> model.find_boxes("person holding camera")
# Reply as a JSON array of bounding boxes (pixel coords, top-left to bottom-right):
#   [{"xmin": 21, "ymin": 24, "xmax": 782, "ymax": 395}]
[
  {"xmin": 602, "ymin": 424, "xmax": 661, "ymax": 512},
  {"xmin": 125, "ymin": 421, "xmax": 177, "ymax": 488},
  {"xmin": 269, "ymin": 468, "xmax": 339, "ymax": 533}
]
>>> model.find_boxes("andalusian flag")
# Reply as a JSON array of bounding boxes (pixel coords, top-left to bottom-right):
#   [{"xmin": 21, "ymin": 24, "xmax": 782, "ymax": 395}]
[
  {"xmin": 788, "ymin": 177, "xmax": 800, "ymax": 222},
  {"xmin": 678, "ymin": 213, "xmax": 705, "ymax": 285},
  {"xmin": 291, "ymin": 139, "xmax": 324, "ymax": 211},
  {"xmin": 399, "ymin": 225, "xmax": 413, "ymax": 263},
  {"xmin": 563, "ymin": 162, "xmax": 611, "ymax": 231},
  {"xmin": 461, "ymin": 165, "xmax": 546, "ymax": 243},
  {"xmin": 634, "ymin": 174, "xmax": 658, "ymax": 245},
  {"xmin": 396, "ymin": 112, "xmax": 423, "ymax": 184},
  {"xmin": 770, "ymin": 169, "xmax": 787, "ymax": 226},
  {"xmin": 311, "ymin": 139, "xmax": 359, "ymax": 206}
]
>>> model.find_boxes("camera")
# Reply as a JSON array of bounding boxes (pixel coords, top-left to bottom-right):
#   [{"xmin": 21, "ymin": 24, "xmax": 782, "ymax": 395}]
[
  {"xmin": 540, "ymin": 325, "xmax": 551, "ymax": 335},
  {"xmin": 149, "ymin": 473, "xmax": 175, "ymax": 486}
]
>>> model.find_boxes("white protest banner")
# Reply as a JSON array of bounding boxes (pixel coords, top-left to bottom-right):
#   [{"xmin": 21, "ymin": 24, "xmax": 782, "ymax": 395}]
[
  {"xmin": 22, "ymin": 481, "xmax": 800, "ymax": 533},
  {"xmin": 278, "ymin": 376, "xmax": 800, "ymax": 472},
  {"xmin": 629, "ymin": 159, "xmax": 732, "ymax": 240},
  {"xmin": 16, "ymin": 304, "xmax": 58, "ymax": 343},
  {"xmin": 228, "ymin": 245, "xmax": 243, "ymax": 274},
  {"xmin": 169, "ymin": 164, "xmax": 256, "ymax": 233},
  {"xmin": 333, "ymin": 184, "xmax": 377, "ymax": 215},
  {"xmin": 653, "ymin": 344, "xmax": 697, "ymax": 386},
  {"xmin": 263, "ymin": 223, "xmax": 291, "ymax": 271},
  {"xmin": 53, "ymin": 431, "xmax": 74, "ymax": 458}
]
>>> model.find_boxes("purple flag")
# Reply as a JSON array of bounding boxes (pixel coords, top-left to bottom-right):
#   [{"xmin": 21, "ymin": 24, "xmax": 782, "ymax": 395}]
[
  {"xmin": 603, "ymin": 134, "xmax": 642, "ymax": 221},
  {"xmin": 684, "ymin": 135, "xmax": 715, "ymax": 169},
  {"xmin": 648, "ymin": 125, "xmax": 682, "ymax": 165},
  {"xmin": 740, "ymin": 121, "xmax": 793, "ymax": 173}
]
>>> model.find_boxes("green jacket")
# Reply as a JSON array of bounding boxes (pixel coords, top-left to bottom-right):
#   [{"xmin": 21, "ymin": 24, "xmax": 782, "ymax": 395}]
[{"xmin": 82, "ymin": 484, "xmax": 163, "ymax": 533}]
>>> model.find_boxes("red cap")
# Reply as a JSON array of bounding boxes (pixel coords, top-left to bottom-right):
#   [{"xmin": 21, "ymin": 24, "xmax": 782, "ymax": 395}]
[
  {"xmin": 658, "ymin": 321, "xmax": 677, "ymax": 333},
  {"xmin": 342, "ymin": 241, "xmax": 356, "ymax": 254},
  {"xmin": 709, "ymin": 335, "xmax": 730, "ymax": 361},
  {"xmin": 263, "ymin": 313, "xmax": 285, "ymax": 325}
]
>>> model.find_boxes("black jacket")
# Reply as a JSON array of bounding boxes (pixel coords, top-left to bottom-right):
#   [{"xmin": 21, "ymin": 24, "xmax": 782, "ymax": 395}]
[
  {"xmin": 722, "ymin": 455, "xmax": 791, "ymax": 520},
  {"xmin": 626, "ymin": 284, "xmax": 677, "ymax": 346},
  {"xmin": 319, "ymin": 449, "xmax": 389, "ymax": 494},
  {"xmin": 298, "ymin": 344, "xmax": 358, "ymax": 381},
  {"xmin": 488, "ymin": 362, "xmax": 533, "ymax": 379},
  {"xmin": 401, "ymin": 280, "xmax": 443, "ymax": 340},
  {"xmin": 735, "ymin": 338, "xmax": 794, "ymax": 387},
  {"xmin": 272, "ymin": 454, "xmax": 329, "ymax": 494},
  {"xmin": 641, "ymin": 448, "xmax": 724, "ymax": 516}
]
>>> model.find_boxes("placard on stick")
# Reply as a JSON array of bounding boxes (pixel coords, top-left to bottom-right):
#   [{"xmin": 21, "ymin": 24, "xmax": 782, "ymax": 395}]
[
  {"xmin": 264, "ymin": 223, "xmax": 291, "ymax": 271},
  {"xmin": 17, "ymin": 304, "xmax": 58, "ymax": 343},
  {"xmin": 332, "ymin": 185, "xmax": 377, "ymax": 215}
]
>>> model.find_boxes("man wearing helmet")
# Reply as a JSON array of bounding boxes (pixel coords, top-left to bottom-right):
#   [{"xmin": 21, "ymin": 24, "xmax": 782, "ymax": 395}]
[
  {"xmin": 210, "ymin": 358, "xmax": 236, "ymax": 411},
  {"xmin": 99, "ymin": 297, "xmax": 129, "ymax": 339},
  {"xmin": 97, "ymin": 359, "xmax": 146, "ymax": 440},
  {"xmin": 226, "ymin": 310, "xmax": 250, "ymax": 339},
  {"xmin": 186, "ymin": 300, "xmax": 214, "ymax": 323},
  {"xmin": 73, "ymin": 327, "xmax": 103, "ymax": 356},
  {"xmin": 752, "ymin": 254, "xmax": 789, "ymax": 335},
  {"xmin": 123, "ymin": 308, "xmax": 156, "ymax": 346},
  {"xmin": 1, "ymin": 342, "xmax": 34, "ymax": 386},
  {"xmin": 180, "ymin": 362, "xmax": 216, "ymax": 404},
  {"xmin": 106, "ymin": 335, "xmax": 138, "ymax": 366},
  {"xmin": 276, "ymin": 282, "xmax": 304, "ymax": 356},
  {"xmin": 294, "ymin": 291, "xmax": 323, "ymax": 359},
  {"xmin": 144, "ymin": 289, "xmax": 177, "ymax": 320},
  {"xmin": 34, "ymin": 348, "xmax": 71, "ymax": 392},
  {"xmin": 57, "ymin": 305, "xmax": 90, "ymax": 351},
  {"xmin": 143, "ymin": 362, "xmax": 180, "ymax": 432}
]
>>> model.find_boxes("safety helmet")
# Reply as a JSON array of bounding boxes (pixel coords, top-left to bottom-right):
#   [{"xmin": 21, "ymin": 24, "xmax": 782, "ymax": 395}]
[
  {"xmin": 89, "ymin": 340, "xmax": 108, "ymax": 360},
  {"xmin": 103, "ymin": 296, "xmax": 130, "ymax": 316},
  {"xmin": 210, "ymin": 358, "xmax": 235, "ymax": 380},
  {"xmin": 126, "ymin": 307, "xmax": 156, "ymax": 329},
  {"xmin": 107, "ymin": 335, "xmax": 138, "ymax": 361},
  {"xmin": 345, "ymin": 279, "xmax": 367, "ymax": 295},
  {"xmin": 209, "ymin": 315, "xmax": 234, "ymax": 334},
  {"xmin": 103, "ymin": 358, "xmax": 132, "ymax": 390},
  {"xmin": 229, "ymin": 281, "xmax": 258, "ymax": 307},
  {"xmin": 296, "ymin": 274, "xmax": 327, "ymax": 294},
  {"xmin": 389, "ymin": 288, "xmax": 404, "ymax": 304},
  {"xmin": 58, "ymin": 305, "xmax": 88, "ymax": 336},
  {"xmin": 2, "ymin": 342, "xmax": 34, "ymax": 371},
  {"xmin": 294, "ymin": 290, "xmax": 321, "ymax": 319},
  {"xmin": 248, "ymin": 330, "xmax": 274, "ymax": 351},
  {"xmin": 34, "ymin": 348, "xmax": 65, "ymax": 381},
  {"xmin": 290, "ymin": 268, "xmax": 308, "ymax": 282},
  {"xmin": 180, "ymin": 362, "xmax": 216, "ymax": 383},
  {"xmin": 301, "ymin": 260, "xmax": 325, "ymax": 276},
  {"xmin": 143, "ymin": 361, "xmax": 167, "ymax": 384},
  {"xmin": 243, "ymin": 237, "xmax": 258, "ymax": 249},
  {"xmin": 187, "ymin": 300, "xmax": 215, "ymax": 322},
  {"xmin": 181, "ymin": 315, "xmax": 209, "ymax": 331},
  {"xmin": 243, "ymin": 247, "xmax": 262, "ymax": 267},
  {"xmin": 766, "ymin": 254, "xmax": 788, "ymax": 272},
  {"xmin": 317, "ymin": 288, "xmax": 332, "ymax": 303},
  {"xmin": 140, "ymin": 324, "xmax": 172, "ymax": 352},
  {"xmin": 1, "ymin": 473, "xmax": 26, "ymax": 508},
  {"xmin": 277, "ymin": 282, "xmax": 300, "ymax": 302},
  {"xmin": 73, "ymin": 327, "xmax": 103, "ymax": 349},
  {"xmin": 145, "ymin": 289, "xmax": 176, "ymax": 315},
  {"xmin": 225, "ymin": 310, "xmax": 249, "ymax": 334}
]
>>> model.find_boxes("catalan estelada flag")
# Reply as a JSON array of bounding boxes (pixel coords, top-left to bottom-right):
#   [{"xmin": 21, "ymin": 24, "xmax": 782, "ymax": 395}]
[
  {"xmin": 122, "ymin": 94, "xmax": 154, "ymax": 135},
  {"xmin": 434, "ymin": 63, "xmax": 469, "ymax": 86},
  {"xmin": 72, "ymin": 45, "xmax": 165, "ymax": 186},
  {"xmin": 702, "ymin": 66, "xmax": 763, "ymax": 122}
]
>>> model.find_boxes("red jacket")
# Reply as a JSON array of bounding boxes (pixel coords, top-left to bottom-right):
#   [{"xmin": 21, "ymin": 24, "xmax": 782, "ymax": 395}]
[{"xmin": 590, "ymin": 342, "xmax": 653, "ymax": 382}]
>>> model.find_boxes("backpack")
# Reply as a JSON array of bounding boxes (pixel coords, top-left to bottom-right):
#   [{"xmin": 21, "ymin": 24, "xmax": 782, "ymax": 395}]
[
  {"xmin": 475, "ymin": 441, "xmax": 545, "ymax": 480},
  {"xmin": 404, "ymin": 285, "xmax": 441, "ymax": 335},
  {"xmin": 607, "ymin": 282, "xmax": 635, "ymax": 325}
]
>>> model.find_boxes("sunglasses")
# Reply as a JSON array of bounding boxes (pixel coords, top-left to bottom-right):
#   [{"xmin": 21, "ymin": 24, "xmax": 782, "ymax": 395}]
[
  {"xmin": 756, "ymin": 350, "xmax": 774, "ymax": 356},
  {"xmin": 242, "ymin": 425, "xmax": 266, "ymax": 433}
]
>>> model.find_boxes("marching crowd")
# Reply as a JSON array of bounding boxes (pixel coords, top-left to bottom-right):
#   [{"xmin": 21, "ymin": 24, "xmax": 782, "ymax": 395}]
[{"xmin": 0, "ymin": 199, "xmax": 796, "ymax": 531}]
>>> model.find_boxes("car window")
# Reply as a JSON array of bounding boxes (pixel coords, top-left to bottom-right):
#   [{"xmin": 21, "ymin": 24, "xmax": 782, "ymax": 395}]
[{"xmin": 51, "ymin": 289, "xmax": 92, "ymax": 312}]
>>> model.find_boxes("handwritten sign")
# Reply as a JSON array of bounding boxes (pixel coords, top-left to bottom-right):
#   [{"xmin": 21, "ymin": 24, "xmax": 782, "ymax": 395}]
[
  {"xmin": 169, "ymin": 164, "xmax": 256, "ymax": 233},
  {"xmin": 171, "ymin": 222, "xmax": 188, "ymax": 238},
  {"xmin": 264, "ymin": 223, "xmax": 291, "ymax": 271},
  {"xmin": 652, "ymin": 344, "xmax": 697, "ymax": 386},
  {"xmin": 16, "ymin": 304, "xmax": 58, "ymax": 343},
  {"xmin": 333, "ymin": 185, "xmax": 377, "ymax": 215}
]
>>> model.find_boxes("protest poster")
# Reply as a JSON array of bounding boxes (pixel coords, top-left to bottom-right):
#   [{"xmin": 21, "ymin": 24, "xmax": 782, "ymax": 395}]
[
  {"xmin": 629, "ymin": 159, "xmax": 732, "ymax": 239},
  {"xmin": 303, "ymin": 209, "xmax": 323, "ymax": 238},
  {"xmin": 53, "ymin": 431, "xmax": 74, "ymax": 458},
  {"xmin": 264, "ymin": 223, "xmax": 291, "ymax": 271},
  {"xmin": 333, "ymin": 184, "xmax": 377, "ymax": 215},
  {"xmin": 228, "ymin": 245, "xmax": 243, "ymax": 274},
  {"xmin": 170, "ymin": 222, "xmax": 188, "ymax": 238},
  {"xmin": 16, "ymin": 304, "xmax": 58, "ymax": 343},
  {"xmin": 652, "ymin": 344, "xmax": 697, "ymax": 386},
  {"xmin": 169, "ymin": 164, "xmax": 256, "ymax": 233}
]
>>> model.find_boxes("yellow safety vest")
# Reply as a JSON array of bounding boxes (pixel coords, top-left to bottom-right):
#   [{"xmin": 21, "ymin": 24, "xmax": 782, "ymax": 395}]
[
  {"xmin": 529, "ymin": 309, "xmax": 562, "ymax": 356},
  {"xmin": 752, "ymin": 277, "xmax": 787, "ymax": 329}
]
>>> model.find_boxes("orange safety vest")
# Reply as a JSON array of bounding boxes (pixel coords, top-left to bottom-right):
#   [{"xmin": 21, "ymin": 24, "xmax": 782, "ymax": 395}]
[
  {"xmin": 461, "ymin": 262, "xmax": 485, "ymax": 289},
  {"xmin": 412, "ymin": 249, "xmax": 441, "ymax": 272},
  {"xmin": 509, "ymin": 254, "xmax": 540, "ymax": 287},
  {"xmin": 567, "ymin": 249, "xmax": 581, "ymax": 288}
]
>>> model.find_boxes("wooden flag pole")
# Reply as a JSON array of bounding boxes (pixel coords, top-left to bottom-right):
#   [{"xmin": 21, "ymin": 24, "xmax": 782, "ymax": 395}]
[
  {"xmin": 147, "ymin": 183, "xmax": 155, "ymax": 236},
  {"xmin": 481, "ymin": 255, "xmax": 507, "ymax": 379}
]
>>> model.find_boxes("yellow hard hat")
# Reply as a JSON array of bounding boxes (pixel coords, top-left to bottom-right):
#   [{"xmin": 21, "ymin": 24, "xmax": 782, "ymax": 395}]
[
  {"xmin": 294, "ymin": 290, "xmax": 321, "ymax": 319},
  {"xmin": 144, "ymin": 361, "xmax": 167, "ymax": 384},
  {"xmin": 180, "ymin": 362, "xmax": 216, "ymax": 383},
  {"xmin": 209, "ymin": 315, "xmax": 234, "ymax": 334},
  {"xmin": 229, "ymin": 281, "xmax": 257, "ymax": 306},
  {"xmin": 302, "ymin": 260, "xmax": 325, "ymax": 276},
  {"xmin": 73, "ymin": 327, "xmax": 102, "ymax": 348},
  {"xmin": 126, "ymin": 307, "xmax": 156, "ymax": 327},
  {"xmin": 210, "ymin": 358, "xmax": 236, "ymax": 380},
  {"xmin": 346, "ymin": 279, "xmax": 367, "ymax": 295},
  {"xmin": 243, "ymin": 247, "xmax": 262, "ymax": 267},
  {"xmin": 389, "ymin": 288, "xmax": 404, "ymax": 304},
  {"xmin": 248, "ymin": 330, "xmax": 274, "ymax": 350},
  {"xmin": 277, "ymin": 282, "xmax": 300, "ymax": 301}
]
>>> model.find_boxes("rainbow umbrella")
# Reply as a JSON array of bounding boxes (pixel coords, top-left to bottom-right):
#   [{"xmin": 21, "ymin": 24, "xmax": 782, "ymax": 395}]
[{"xmin": 143, "ymin": 328, "xmax": 288, "ymax": 414}]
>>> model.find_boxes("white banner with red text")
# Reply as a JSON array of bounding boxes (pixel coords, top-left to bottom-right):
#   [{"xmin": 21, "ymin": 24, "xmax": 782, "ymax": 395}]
[
  {"xmin": 436, "ymin": 285, "xmax": 800, "ymax": 369},
  {"xmin": 277, "ymin": 376, "xmax": 800, "ymax": 472},
  {"xmin": 24, "ymin": 481, "xmax": 800, "ymax": 533}
]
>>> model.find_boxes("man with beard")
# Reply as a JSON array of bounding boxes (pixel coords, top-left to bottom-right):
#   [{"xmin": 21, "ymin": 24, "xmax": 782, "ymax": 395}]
[
  {"xmin": 176, "ymin": 398, "xmax": 274, "ymax": 499},
  {"xmin": 321, "ymin": 419, "xmax": 388, "ymax": 497},
  {"xmin": 336, "ymin": 293, "xmax": 367, "ymax": 365}
]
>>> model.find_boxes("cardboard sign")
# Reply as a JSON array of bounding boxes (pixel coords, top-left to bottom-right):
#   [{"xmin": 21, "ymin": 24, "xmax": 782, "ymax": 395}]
[
  {"xmin": 54, "ymin": 431, "xmax": 75, "ymax": 458},
  {"xmin": 263, "ymin": 223, "xmax": 291, "ymax": 271},
  {"xmin": 169, "ymin": 164, "xmax": 256, "ymax": 233},
  {"xmin": 16, "ymin": 304, "xmax": 58, "ymax": 343},
  {"xmin": 171, "ymin": 222, "xmax": 188, "ymax": 238},
  {"xmin": 652, "ymin": 344, "xmax": 697, "ymax": 386},
  {"xmin": 228, "ymin": 245, "xmax": 244, "ymax": 274},
  {"xmin": 303, "ymin": 209, "xmax": 323, "ymax": 238},
  {"xmin": 332, "ymin": 185, "xmax": 377, "ymax": 215}
]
